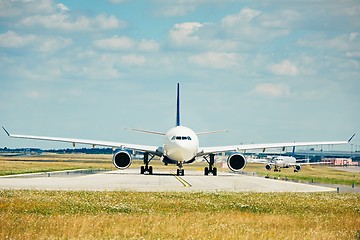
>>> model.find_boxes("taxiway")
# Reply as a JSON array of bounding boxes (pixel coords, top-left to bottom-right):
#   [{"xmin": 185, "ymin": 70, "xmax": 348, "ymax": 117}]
[{"xmin": 0, "ymin": 169, "xmax": 336, "ymax": 192}]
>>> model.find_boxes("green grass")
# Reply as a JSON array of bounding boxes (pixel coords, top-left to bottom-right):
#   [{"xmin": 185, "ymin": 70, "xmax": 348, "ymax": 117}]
[{"xmin": 0, "ymin": 190, "xmax": 359, "ymax": 239}]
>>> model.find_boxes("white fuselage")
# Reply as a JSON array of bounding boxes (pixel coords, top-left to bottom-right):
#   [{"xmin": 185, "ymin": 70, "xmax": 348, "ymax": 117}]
[
  {"xmin": 163, "ymin": 126, "xmax": 199, "ymax": 162},
  {"xmin": 272, "ymin": 156, "xmax": 296, "ymax": 167}
]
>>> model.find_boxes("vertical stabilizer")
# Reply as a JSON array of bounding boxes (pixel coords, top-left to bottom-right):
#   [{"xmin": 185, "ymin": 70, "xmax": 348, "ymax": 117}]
[
  {"xmin": 176, "ymin": 83, "xmax": 180, "ymax": 126},
  {"xmin": 292, "ymin": 146, "xmax": 295, "ymax": 157}
]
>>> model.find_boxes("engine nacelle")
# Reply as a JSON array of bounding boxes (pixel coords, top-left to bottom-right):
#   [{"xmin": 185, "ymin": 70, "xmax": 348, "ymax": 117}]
[
  {"xmin": 265, "ymin": 164, "xmax": 272, "ymax": 171},
  {"xmin": 112, "ymin": 151, "xmax": 132, "ymax": 170},
  {"xmin": 227, "ymin": 153, "xmax": 246, "ymax": 172},
  {"xmin": 294, "ymin": 165, "xmax": 301, "ymax": 172}
]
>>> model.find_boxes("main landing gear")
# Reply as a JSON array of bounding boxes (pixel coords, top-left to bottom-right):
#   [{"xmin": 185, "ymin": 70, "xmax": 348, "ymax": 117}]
[
  {"xmin": 274, "ymin": 166, "xmax": 281, "ymax": 172},
  {"xmin": 203, "ymin": 154, "xmax": 217, "ymax": 176},
  {"xmin": 140, "ymin": 152, "xmax": 154, "ymax": 175}
]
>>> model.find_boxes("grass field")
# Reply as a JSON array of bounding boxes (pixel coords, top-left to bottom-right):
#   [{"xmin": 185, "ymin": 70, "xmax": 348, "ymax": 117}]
[
  {"xmin": 0, "ymin": 154, "xmax": 360, "ymax": 239},
  {"xmin": 0, "ymin": 190, "xmax": 359, "ymax": 239},
  {"xmin": 244, "ymin": 163, "xmax": 360, "ymax": 186}
]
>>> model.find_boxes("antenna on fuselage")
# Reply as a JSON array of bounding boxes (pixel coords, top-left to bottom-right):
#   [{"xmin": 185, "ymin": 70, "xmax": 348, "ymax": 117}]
[{"xmin": 176, "ymin": 83, "xmax": 180, "ymax": 127}]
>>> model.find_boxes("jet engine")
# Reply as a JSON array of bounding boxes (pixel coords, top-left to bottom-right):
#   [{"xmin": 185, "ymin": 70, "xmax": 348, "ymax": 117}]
[
  {"xmin": 227, "ymin": 153, "xmax": 246, "ymax": 172},
  {"xmin": 265, "ymin": 164, "xmax": 271, "ymax": 171},
  {"xmin": 112, "ymin": 151, "xmax": 132, "ymax": 170},
  {"xmin": 294, "ymin": 165, "xmax": 301, "ymax": 172}
]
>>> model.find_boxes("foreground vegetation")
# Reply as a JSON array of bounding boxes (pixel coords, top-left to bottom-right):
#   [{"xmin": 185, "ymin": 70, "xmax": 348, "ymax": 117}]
[{"xmin": 0, "ymin": 190, "xmax": 359, "ymax": 239}]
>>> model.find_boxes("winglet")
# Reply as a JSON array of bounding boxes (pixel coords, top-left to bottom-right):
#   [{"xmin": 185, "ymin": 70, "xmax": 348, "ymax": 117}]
[
  {"xmin": 348, "ymin": 134, "xmax": 355, "ymax": 143},
  {"xmin": 2, "ymin": 126, "xmax": 10, "ymax": 137},
  {"xmin": 176, "ymin": 83, "xmax": 180, "ymax": 126}
]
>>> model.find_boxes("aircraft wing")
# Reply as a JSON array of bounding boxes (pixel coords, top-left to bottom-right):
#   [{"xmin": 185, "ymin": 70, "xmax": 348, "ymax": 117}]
[
  {"xmin": 289, "ymin": 161, "xmax": 331, "ymax": 166},
  {"xmin": 198, "ymin": 134, "xmax": 355, "ymax": 156},
  {"xmin": 2, "ymin": 127, "xmax": 162, "ymax": 155}
]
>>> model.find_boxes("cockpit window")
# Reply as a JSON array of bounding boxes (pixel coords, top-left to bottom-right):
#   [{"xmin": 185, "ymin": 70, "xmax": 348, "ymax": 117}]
[{"xmin": 172, "ymin": 136, "xmax": 192, "ymax": 141}]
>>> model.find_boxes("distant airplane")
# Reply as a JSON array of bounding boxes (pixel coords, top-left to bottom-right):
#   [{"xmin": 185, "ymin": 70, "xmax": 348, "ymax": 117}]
[
  {"xmin": 265, "ymin": 156, "xmax": 330, "ymax": 173},
  {"xmin": 247, "ymin": 147, "xmax": 329, "ymax": 173},
  {"xmin": 2, "ymin": 83, "xmax": 355, "ymax": 176}
]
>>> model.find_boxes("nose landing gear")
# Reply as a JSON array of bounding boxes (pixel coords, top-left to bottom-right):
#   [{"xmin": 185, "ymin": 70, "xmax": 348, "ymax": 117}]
[{"xmin": 176, "ymin": 162, "xmax": 185, "ymax": 176}]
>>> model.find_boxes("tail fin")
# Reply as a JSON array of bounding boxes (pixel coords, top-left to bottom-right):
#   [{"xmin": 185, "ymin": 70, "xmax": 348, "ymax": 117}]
[
  {"xmin": 176, "ymin": 83, "xmax": 180, "ymax": 126},
  {"xmin": 292, "ymin": 146, "xmax": 295, "ymax": 157}
]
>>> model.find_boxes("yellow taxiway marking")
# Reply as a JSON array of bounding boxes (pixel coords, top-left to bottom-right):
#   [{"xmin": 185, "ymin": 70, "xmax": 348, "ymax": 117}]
[{"xmin": 170, "ymin": 171, "xmax": 191, "ymax": 187}]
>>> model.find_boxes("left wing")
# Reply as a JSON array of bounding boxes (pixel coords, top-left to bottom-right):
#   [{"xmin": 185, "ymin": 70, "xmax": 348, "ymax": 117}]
[
  {"xmin": 2, "ymin": 127, "xmax": 162, "ymax": 155},
  {"xmin": 198, "ymin": 134, "xmax": 355, "ymax": 156}
]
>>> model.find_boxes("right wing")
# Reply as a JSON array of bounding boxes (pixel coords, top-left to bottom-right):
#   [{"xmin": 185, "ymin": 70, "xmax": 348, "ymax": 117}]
[
  {"xmin": 2, "ymin": 127, "xmax": 162, "ymax": 155},
  {"xmin": 198, "ymin": 134, "xmax": 355, "ymax": 156}
]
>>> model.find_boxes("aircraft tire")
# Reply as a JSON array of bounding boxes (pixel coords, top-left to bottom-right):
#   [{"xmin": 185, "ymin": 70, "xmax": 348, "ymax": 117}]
[
  {"xmin": 140, "ymin": 166, "xmax": 145, "ymax": 174},
  {"xmin": 204, "ymin": 167, "xmax": 209, "ymax": 176},
  {"xmin": 213, "ymin": 167, "xmax": 217, "ymax": 176},
  {"xmin": 149, "ymin": 166, "xmax": 153, "ymax": 175}
]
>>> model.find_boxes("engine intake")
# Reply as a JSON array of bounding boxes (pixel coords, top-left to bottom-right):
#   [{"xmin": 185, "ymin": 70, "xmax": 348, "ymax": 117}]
[
  {"xmin": 227, "ymin": 153, "xmax": 246, "ymax": 172},
  {"xmin": 265, "ymin": 164, "xmax": 272, "ymax": 171},
  {"xmin": 294, "ymin": 165, "xmax": 301, "ymax": 172},
  {"xmin": 112, "ymin": 151, "xmax": 132, "ymax": 170}
]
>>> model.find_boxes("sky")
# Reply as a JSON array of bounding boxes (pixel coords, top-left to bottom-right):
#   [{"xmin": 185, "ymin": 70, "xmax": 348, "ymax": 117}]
[{"xmin": 0, "ymin": 0, "xmax": 359, "ymax": 151}]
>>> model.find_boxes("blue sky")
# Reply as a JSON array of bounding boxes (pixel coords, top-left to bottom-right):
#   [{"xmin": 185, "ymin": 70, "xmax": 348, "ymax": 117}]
[{"xmin": 0, "ymin": 0, "xmax": 359, "ymax": 151}]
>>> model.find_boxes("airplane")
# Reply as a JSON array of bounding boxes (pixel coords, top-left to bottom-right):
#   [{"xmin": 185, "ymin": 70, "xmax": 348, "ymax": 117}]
[
  {"xmin": 246, "ymin": 147, "xmax": 330, "ymax": 173},
  {"xmin": 2, "ymin": 83, "xmax": 355, "ymax": 176},
  {"xmin": 265, "ymin": 156, "xmax": 330, "ymax": 173}
]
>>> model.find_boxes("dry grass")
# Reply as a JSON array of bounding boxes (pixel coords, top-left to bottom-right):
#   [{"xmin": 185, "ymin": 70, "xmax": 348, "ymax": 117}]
[
  {"xmin": 0, "ymin": 190, "xmax": 359, "ymax": 239},
  {"xmin": 0, "ymin": 154, "xmax": 113, "ymax": 176},
  {"xmin": 245, "ymin": 163, "xmax": 360, "ymax": 185}
]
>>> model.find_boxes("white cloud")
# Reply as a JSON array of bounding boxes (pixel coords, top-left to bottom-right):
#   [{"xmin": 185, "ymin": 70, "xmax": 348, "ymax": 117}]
[
  {"xmin": 0, "ymin": 31, "xmax": 72, "ymax": 52},
  {"xmin": 0, "ymin": 31, "xmax": 37, "ymax": 48},
  {"xmin": 222, "ymin": 7, "xmax": 261, "ymax": 27},
  {"xmin": 268, "ymin": 60, "xmax": 299, "ymax": 76},
  {"xmin": 93, "ymin": 36, "xmax": 159, "ymax": 52},
  {"xmin": 56, "ymin": 3, "xmax": 69, "ymax": 13},
  {"xmin": 189, "ymin": 52, "xmax": 240, "ymax": 69},
  {"xmin": 168, "ymin": 22, "xmax": 203, "ymax": 46},
  {"xmin": 138, "ymin": 39, "xmax": 160, "ymax": 52},
  {"xmin": 109, "ymin": 0, "xmax": 128, "ymax": 3},
  {"xmin": 93, "ymin": 36, "xmax": 135, "ymax": 51},
  {"xmin": 251, "ymin": 83, "xmax": 291, "ymax": 97},
  {"xmin": 0, "ymin": 0, "xmax": 55, "ymax": 17},
  {"xmin": 18, "ymin": 13, "xmax": 123, "ymax": 31},
  {"xmin": 121, "ymin": 54, "xmax": 146, "ymax": 66},
  {"xmin": 167, "ymin": 7, "xmax": 291, "ymax": 52},
  {"xmin": 154, "ymin": 0, "xmax": 202, "ymax": 17},
  {"xmin": 297, "ymin": 33, "xmax": 360, "ymax": 53}
]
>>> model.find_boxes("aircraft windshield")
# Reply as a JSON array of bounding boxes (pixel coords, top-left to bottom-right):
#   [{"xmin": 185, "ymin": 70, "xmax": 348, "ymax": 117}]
[{"xmin": 171, "ymin": 136, "xmax": 191, "ymax": 140}]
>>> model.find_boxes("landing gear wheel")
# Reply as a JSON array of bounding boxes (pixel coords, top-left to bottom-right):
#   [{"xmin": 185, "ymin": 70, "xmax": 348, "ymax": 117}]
[
  {"xmin": 177, "ymin": 169, "xmax": 184, "ymax": 176},
  {"xmin": 140, "ymin": 152, "xmax": 154, "ymax": 175},
  {"xmin": 213, "ymin": 167, "xmax": 217, "ymax": 176},
  {"xmin": 203, "ymin": 154, "xmax": 217, "ymax": 176}
]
